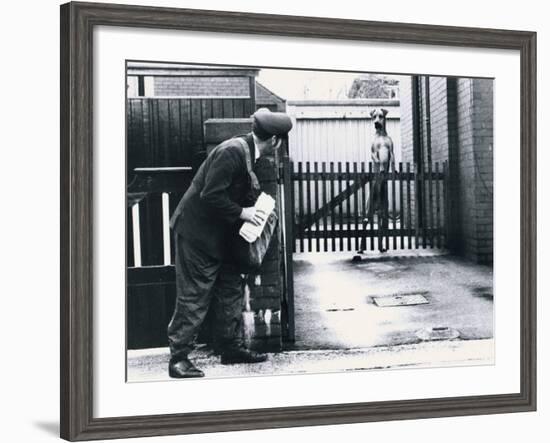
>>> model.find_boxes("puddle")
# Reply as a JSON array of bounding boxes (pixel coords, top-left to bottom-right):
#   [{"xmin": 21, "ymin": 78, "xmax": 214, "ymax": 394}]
[
  {"xmin": 372, "ymin": 292, "xmax": 430, "ymax": 307},
  {"xmin": 471, "ymin": 286, "xmax": 493, "ymax": 301},
  {"xmin": 416, "ymin": 326, "xmax": 460, "ymax": 341}
]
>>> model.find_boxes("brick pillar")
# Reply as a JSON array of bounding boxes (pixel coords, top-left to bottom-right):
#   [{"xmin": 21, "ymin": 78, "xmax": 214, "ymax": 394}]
[
  {"xmin": 203, "ymin": 118, "xmax": 284, "ymax": 352},
  {"xmin": 246, "ymin": 155, "xmax": 283, "ymax": 352},
  {"xmin": 399, "ymin": 76, "xmax": 493, "ymax": 264},
  {"xmin": 454, "ymin": 78, "xmax": 494, "ymax": 265},
  {"xmin": 470, "ymin": 79, "xmax": 494, "ymax": 264},
  {"xmin": 446, "ymin": 77, "xmax": 461, "ymax": 253}
]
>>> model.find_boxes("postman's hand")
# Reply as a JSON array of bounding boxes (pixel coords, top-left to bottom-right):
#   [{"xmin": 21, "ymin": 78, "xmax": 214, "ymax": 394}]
[
  {"xmin": 240, "ymin": 206, "xmax": 262, "ymax": 226},
  {"xmin": 252, "ymin": 209, "xmax": 268, "ymax": 226}
]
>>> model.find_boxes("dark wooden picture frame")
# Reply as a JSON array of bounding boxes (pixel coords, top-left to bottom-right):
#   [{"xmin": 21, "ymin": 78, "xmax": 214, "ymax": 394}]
[{"xmin": 60, "ymin": 1, "xmax": 536, "ymax": 440}]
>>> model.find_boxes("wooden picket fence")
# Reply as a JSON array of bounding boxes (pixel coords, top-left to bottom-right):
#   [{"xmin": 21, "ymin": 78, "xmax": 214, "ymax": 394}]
[{"xmin": 290, "ymin": 161, "xmax": 449, "ymax": 253}]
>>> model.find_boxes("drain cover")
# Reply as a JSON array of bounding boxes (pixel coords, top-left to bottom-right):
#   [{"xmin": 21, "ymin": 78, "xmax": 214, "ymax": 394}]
[
  {"xmin": 373, "ymin": 293, "xmax": 429, "ymax": 307},
  {"xmin": 416, "ymin": 326, "xmax": 460, "ymax": 341}
]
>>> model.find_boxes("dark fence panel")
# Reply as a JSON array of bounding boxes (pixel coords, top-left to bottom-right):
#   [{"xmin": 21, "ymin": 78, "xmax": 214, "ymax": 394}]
[{"xmin": 127, "ymin": 97, "xmax": 253, "ymax": 180}]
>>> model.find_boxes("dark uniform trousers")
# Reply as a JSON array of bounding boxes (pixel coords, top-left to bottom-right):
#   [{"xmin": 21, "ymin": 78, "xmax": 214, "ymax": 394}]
[{"xmin": 167, "ymin": 234, "xmax": 245, "ymax": 361}]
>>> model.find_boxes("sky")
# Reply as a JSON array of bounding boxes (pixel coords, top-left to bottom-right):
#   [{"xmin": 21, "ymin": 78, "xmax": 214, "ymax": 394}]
[{"xmin": 257, "ymin": 68, "xmax": 405, "ymax": 101}]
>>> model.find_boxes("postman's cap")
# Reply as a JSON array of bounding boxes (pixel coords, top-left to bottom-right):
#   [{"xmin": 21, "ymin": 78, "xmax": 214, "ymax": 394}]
[{"xmin": 252, "ymin": 108, "xmax": 293, "ymax": 140}]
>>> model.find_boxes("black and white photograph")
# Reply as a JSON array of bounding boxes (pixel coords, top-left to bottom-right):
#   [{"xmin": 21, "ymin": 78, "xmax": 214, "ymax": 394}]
[{"xmin": 126, "ymin": 62, "xmax": 494, "ymax": 382}]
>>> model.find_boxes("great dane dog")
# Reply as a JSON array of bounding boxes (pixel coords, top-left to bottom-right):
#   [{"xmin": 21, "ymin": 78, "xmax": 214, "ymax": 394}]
[{"xmin": 357, "ymin": 108, "xmax": 395, "ymax": 256}]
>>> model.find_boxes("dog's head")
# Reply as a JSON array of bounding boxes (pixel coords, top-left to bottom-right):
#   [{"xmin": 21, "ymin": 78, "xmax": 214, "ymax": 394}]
[{"xmin": 370, "ymin": 108, "xmax": 388, "ymax": 131}]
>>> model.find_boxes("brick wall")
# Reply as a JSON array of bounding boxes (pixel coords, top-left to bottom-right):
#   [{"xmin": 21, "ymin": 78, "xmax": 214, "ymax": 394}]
[
  {"xmin": 455, "ymin": 79, "xmax": 477, "ymax": 259},
  {"xmin": 473, "ymin": 79, "xmax": 494, "ymax": 265},
  {"xmin": 154, "ymin": 76, "xmax": 250, "ymax": 97},
  {"xmin": 246, "ymin": 157, "xmax": 283, "ymax": 352},
  {"xmin": 399, "ymin": 75, "xmax": 493, "ymax": 264},
  {"xmin": 402, "ymin": 76, "xmax": 451, "ymax": 165},
  {"xmin": 428, "ymin": 77, "xmax": 450, "ymax": 165}
]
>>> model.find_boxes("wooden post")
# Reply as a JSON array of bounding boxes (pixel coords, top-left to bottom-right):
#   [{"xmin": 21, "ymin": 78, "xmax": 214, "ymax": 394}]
[
  {"xmin": 314, "ymin": 162, "xmax": 320, "ymax": 252},
  {"xmin": 290, "ymin": 162, "xmax": 296, "ymax": 254},
  {"xmin": 306, "ymin": 162, "xmax": 312, "ymax": 252},
  {"xmin": 346, "ymin": 162, "xmax": 352, "ymax": 251},
  {"xmin": 353, "ymin": 162, "xmax": 360, "ymax": 251},
  {"xmin": 428, "ymin": 161, "xmax": 434, "ymax": 248},
  {"xmin": 297, "ymin": 162, "xmax": 304, "ymax": 253},
  {"xmin": 414, "ymin": 163, "xmax": 420, "ymax": 249},
  {"xmin": 322, "ymin": 162, "xmax": 328, "ymax": 252},
  {"xmin": 435, "ymin": 162, "xmax": 441, "ymax": 248},
  {"xmin": 330, "ymin": 162, "xmax": 336, "ymax": 252},
  {"xmin": 443, "ymin": 161, "xmax": 450, "ymax": 248},
  {"xmin": 406, "ymin": 162, "xmax": 412, "ymax": 249},
  {"xmin": 391, "ymin": 168, "xmax": 397, "ymax": 250},
  {"xmin": 369, "ymin": 162, "xmax": 374, "ymax": 251},
  {"xmin": 360, "ymin": 162, "xmax": 367, "ymax": 252},
  {"xmin": 338, "ymin": 162, "xmax": 344, "ymax": 252},
  {"xmin": 281, "ymin": 152, "xmax": 295, "ymax": 343},
  {"xmin": 399, "ymin": 162, "xmax": 404, "ymax": 249}
]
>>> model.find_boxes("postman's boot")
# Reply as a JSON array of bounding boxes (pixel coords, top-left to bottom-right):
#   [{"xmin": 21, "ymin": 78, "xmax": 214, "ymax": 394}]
[
  {"xmin": 168, "ymin": 356, "xmax": 205, "ymax": 378},
  {"xmin": 220, "ymin": 347, "xmax": 268, "ymax": 365}
]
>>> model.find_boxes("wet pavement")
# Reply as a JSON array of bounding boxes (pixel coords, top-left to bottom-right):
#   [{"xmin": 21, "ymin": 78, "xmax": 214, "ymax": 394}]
[
  {"xmin": 127, "ymin": 249, "xmax": 494, "ymax": 382},
  {"xmin": 291, "ymin": 250, "xmax": 493, "ymax": 350},
  {"xmin": 128, "ymin": 339, "xmax": 493, "ymax": 382}
]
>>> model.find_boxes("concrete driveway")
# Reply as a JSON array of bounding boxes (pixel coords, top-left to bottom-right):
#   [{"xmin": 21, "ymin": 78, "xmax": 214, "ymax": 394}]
[{"xmin": 290, "ymin": 250, "xmax": 493, "ymax": 350}]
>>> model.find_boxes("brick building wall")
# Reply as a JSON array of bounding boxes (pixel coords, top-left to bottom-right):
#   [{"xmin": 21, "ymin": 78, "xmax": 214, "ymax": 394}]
[
  {"xmin": 154, "ymin": 76, "xmax": 250, "ymax": 97},
  {"xmin": 461, "ymin": 79, "xmax": 493, "ymax": 263},
  {"xmin": 400, "ymin": 75, "xmax": 493, "ymax": 264},
  {"xmin": 455, "ymin": 79, "xmax": 477, "ymax": 259},
  {"xmin": 428, "ymin": 77, "xmax": 450, "ymax": 165}
]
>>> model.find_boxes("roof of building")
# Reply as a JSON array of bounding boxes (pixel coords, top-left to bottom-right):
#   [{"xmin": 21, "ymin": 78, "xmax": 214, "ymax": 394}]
[
  {"xmin": 127, "ymin": 62, "xmax": 260, "ymax": 77},
  {"xmin": 256, "ymin": 82, "xmax": 286, "ymax": 104}
]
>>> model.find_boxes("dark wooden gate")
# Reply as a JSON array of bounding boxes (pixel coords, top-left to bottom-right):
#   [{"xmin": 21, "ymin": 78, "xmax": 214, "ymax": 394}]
[
  {"xmin": 289, "ymin": 161, "xmax": 449, "ymax": 253},
  {"xmin": 126, "ymin": 167, "xmax": 193, "ymax": 349}
]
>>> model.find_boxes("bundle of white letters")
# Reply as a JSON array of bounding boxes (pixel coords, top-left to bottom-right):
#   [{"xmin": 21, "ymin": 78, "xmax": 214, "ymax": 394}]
[{"xmin": 239, "ymin": 192, "xmax": 275, "ymax": 243}]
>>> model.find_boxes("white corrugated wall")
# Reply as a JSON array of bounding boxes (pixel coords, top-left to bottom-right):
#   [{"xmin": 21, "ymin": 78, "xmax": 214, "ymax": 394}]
[{"xmin": 287, "ymin": 100, "xmax": 401, "ymax": 164}]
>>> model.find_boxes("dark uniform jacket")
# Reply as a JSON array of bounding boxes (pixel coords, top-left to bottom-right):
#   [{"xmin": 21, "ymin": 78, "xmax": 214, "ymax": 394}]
[{"xmin": 170, "ymin": 133, "xmax": 257, "ymax": 260}]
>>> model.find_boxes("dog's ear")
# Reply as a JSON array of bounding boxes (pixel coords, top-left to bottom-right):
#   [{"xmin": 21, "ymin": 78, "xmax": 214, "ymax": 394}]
[
  {"xmin": 381, "ymin": 108, "xmax": 388, "ymax": 117},
  {"xmin": 370, "ymin": 109, "xmax": 376, "ymax": 118}
]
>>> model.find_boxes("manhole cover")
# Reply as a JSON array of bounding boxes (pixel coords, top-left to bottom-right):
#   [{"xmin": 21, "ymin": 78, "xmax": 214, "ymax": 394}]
[
  {"xmin": 416, "ymin": 326, "xmax": 460, "ymax": 341},
  {"xmin": 373, "ymin": 293, "xmax": 429, "ymax": 307}
]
